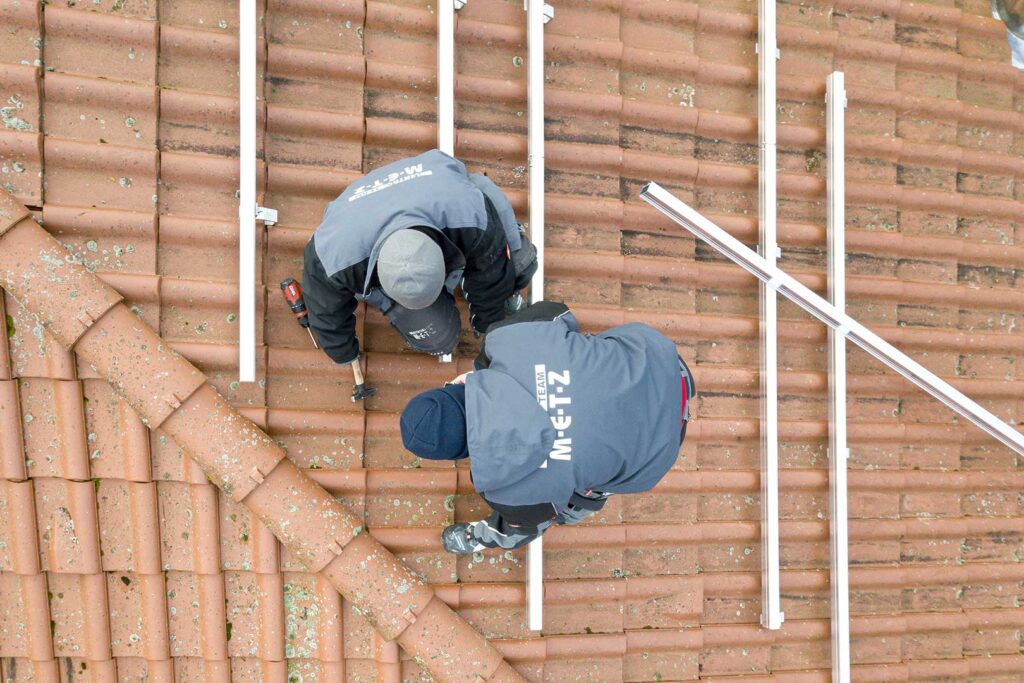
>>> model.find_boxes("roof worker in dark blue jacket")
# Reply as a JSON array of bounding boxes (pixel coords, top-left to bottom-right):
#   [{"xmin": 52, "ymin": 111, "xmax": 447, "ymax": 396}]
[
  {"xmin": 399, "ymin": 301, "xmax": 697, "ymax": 554},
  {"xmin": 302, "ymin": 149, "xmax": 537, "ymax": 373}
]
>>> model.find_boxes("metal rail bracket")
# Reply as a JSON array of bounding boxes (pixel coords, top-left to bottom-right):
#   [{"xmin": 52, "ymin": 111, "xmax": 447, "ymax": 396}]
[
  {"xmin": 523, "ymin": 0, "xmax": 554, "ymax": 23},
  {"xmin": 255, "ymin": 206, "xmax": 278, "ymax": 226}
]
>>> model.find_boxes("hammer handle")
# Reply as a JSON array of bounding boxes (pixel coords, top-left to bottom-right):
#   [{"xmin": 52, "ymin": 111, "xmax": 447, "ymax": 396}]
[{"xmin": 351, "ymin": 358, "xmax": 365, "ymax": 386}]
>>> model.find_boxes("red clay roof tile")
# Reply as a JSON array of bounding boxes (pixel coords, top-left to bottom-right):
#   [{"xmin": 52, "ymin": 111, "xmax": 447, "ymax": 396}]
[
  {"xmin": 33, "ymin": 477, "xmax": 101, "ymax": 574},
  {"xmin": 3, "ymin": 295, "xmax": 77, "ymax": 381},
  {"xmin": 157, "ymin": 151, "xmax": 240, "ymax": 220},
  {"xmin": 157, "ymin": 481, "xmax": 221, "ymax": 575},
  {"xmin": 48, "ymin": 571, "xmax": 111, "ymax": 660},
  {"xmin": 156, "ymin": 214, "xmax": 240, "ymax": 281},
  {"xmin": 83, "ymin": 380, "xmax": 152, "ymax": 482},
  {"xmin": 111, "ymin": 656, "xmax": 174, "ymax": 682},
  {"xmin": 169, "ymin": 656, "xmax": 231, "ymax": 682},
  {"xmin": 0, "ymin": 480, "xmax": 38, "ymax": 574},
  {"xmin": 106, "ymin": 571, "xmax": 168, "ymax": 660},
  {"xmin": 44, "ymin": 10, "xmax": 157, "ymax": 85},
  {"xmin": 0, "ymin": 379, "xmax": 25, "ymax": 479},
  {"xmin": 0, "ymin": 86, "xmax": 42, "ymax": 207},
  {"xmin": 224, "ymin": 570, "xmax": 285, "ymax": 661},
  {"xmin": 95, "ymin": 479, "xmax": 160, "ymax": 574},
  {"xmin": 0, "ymin": 572, "xmax": 51, "ymax": 660},
  {"xmin": 150, "ymin": 428, "xmax": 207, "ymax": 486},
  {"xmin": 44, "ymin": 207, "xmax": 157, "ymax": 277},
  {"xmin": 165, "ymin": 571, "xmax": 228, "ymax": 660},
  {"xmin": 219, "ymin": 494, "xmax": 281, "ymax": 574},
  {"xmin": 0, "ymin": 0, "xmax": 1023, "ymax": 678}
]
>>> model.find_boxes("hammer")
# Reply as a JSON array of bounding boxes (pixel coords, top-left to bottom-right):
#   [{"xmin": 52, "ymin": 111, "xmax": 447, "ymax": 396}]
[{"xmin": 351, "ymin": 358, "xmax": 377, "ymax": 402}]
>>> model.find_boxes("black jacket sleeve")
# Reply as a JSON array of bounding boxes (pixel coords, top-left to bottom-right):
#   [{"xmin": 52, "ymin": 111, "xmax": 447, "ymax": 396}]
[
  {"xmin": 473, "ymin": 300, "xmax": 572, "ymax": 370},
  {"xmin": 445, "ymin": 197, "xmax": 516, "ymax": 335},
  {"xmin": 302, "ymin": 239, "xmax": 361, "ymax": 365}
]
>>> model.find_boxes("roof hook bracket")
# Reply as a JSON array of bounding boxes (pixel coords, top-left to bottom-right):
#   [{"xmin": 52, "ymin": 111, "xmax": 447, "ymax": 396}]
[
  {"xmin": 255, "ymin": 205, "xmax": 278, "ymax": 226},
  {"xmin": 522, "ymin": 0, "xmax": 554, "ymax": 24}
]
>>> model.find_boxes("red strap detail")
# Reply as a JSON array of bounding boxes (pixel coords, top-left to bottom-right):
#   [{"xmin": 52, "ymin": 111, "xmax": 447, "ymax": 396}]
[{"xmin": 680, "ymin": 375, "xmax": 689, "ymax": 426}]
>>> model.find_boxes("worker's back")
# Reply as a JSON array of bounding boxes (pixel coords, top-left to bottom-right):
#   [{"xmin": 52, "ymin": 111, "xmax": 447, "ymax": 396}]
[
  {"xmin": 465, "ymin": 314, "xmax": 683, "ymax": 507},
  {"xmin": 312, "ymin": 149, "xmax": 489, "ymax": 277}
]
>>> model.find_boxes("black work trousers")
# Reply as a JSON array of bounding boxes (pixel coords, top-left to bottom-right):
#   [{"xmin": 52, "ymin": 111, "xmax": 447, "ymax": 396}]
[{"xmin": 470, "ymin": 491, "xmax": 610, "ymax": 550}]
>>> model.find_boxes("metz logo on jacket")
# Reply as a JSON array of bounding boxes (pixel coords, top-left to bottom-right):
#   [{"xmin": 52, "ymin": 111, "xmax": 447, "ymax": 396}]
[
  {"xmin": 464, "ymin": 308, "xmax": 683, "ymax": 508},
  {"xmin": 533, "ymin": 365, "xmax": 572, "ymax": 468},
  {"xmin": 348, "ymin": 164, "xmax": 432, "ymax": 202}
]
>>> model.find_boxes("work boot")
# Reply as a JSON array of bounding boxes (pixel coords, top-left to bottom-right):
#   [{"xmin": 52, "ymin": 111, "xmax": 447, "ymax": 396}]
[
  {"xmin": 441, "ymin": 523, "xmax": 484, "ymax": 554},
  {"xmin": 504, "ymin": 291, "xmax": 527, "ymax": 316}
]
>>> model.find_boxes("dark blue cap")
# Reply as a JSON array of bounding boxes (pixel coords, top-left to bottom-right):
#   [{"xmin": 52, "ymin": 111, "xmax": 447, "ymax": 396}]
[{"xmin": 400, "ymin": 384, "xmax": 469, "ymax": 460}]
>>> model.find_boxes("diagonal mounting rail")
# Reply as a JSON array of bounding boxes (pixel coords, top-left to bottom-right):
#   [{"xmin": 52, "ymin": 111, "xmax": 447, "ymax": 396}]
[{"xmin": 639, "ymin": 182, "xmax": 1024, "ymax": 457}]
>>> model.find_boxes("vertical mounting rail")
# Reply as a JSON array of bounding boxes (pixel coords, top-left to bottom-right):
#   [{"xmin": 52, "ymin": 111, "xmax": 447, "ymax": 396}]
[
  {"xmin": 437, "ymin": 0, "xmax": 460, "ymax": 363},
  {"xmin": 527, "ymin": 0, "xmax": 547, "ymax": 303},
  {"xmin": 826, "ymin": 71, "xmax": 851, "ymax": 683},
  {"xmin": 238, "ymin": 0, "xmax": 257, "ymax": 383},
  {"xmin": 526, "ymin": 0, "xmax": 548, "ymax": 633},
  {"xmin": 438, "ymin": 0, "xmax": 455, "ymax": 156},
  {"xmin": 757, "ymin": 0, "xmax": 783, "ymax": 631}
]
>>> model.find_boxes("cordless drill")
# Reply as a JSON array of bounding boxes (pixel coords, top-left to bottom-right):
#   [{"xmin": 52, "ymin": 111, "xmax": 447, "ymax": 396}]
[{"xmin": 279, "ymin": 278, "xmax": 319, "ymax": 349}]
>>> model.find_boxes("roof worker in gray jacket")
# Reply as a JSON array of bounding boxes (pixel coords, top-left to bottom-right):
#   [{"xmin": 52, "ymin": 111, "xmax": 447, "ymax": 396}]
[
  {"xmin": 302, "ymin": 149, "xmax": 537, "ymax": 371},
  {"xmin": 399, "ymin": 301, "xmax": 697, "ymax": 554}
]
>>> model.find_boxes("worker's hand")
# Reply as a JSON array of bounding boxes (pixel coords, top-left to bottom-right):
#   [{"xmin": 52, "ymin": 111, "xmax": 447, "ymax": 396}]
[{"xmin": 446, "ymin": 371, "xmax": 473, "ymax": 385}]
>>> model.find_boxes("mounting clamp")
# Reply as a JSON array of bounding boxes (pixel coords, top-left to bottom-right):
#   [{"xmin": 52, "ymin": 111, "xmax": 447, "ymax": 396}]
[
  {"xmin": 753, "ymin": 44, "xmax": 781, "ymax": 60},
  {"xmin": 454, "ymin": 0, "xmax": 467, "ymax": 8},
  {"xmin": 255, "ymin": 206, "xmax": 278, "ymax": 225},
  {"xmin": 523, "ymin": 0, "xmax": 554, "ymax": 23}
]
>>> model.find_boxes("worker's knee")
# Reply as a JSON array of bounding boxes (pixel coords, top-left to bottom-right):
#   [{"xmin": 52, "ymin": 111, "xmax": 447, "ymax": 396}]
[{"xmin": 511, "ymin": 240, "xmax": 538, "ymax": 291}]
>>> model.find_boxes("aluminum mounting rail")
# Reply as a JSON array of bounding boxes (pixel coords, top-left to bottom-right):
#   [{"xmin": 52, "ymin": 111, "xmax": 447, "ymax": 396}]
[
  {"xmin": 527, "ymin": 0, "xmax": 551, "ymax": 303},
  {"xmin": 826, "ymin": 70, "xmax": 851, "ymax": 683},
  {"xmin": 238, "ymin": 0, "xmax": 257, "ymax": 383},
  {"xmin": 437, "ymin": 0, "xmax": 464, "ymax": 363},
  {"xmin": 438, "ymin": 0, "xmax": 456, "ymax": 156},
  {"xmin": 639, "ymin": 182, "xmax": 1024, "ymax": 457},
  {"xmin": 238, "ymin": 1, "xmax": 275, "ymax": 383},
  {"xmin": 526, "ymin": 0, "xmax": 552, "ymax": 633},
  {"xmin": 757, "ymin": 0, "xmax": 783, "ymax": 631}
]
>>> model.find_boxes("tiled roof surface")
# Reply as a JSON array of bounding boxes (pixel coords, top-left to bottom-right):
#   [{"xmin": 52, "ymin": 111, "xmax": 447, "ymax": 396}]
[{"xmin": 0, "ymin": 0, "xmax": 1023, "ymax": 680}]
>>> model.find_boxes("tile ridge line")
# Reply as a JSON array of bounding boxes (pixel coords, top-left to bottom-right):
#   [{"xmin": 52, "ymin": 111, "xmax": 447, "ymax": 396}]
[{"xmin": 0, "ymin": 187, "xmax": 527, "ymax": 683}]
